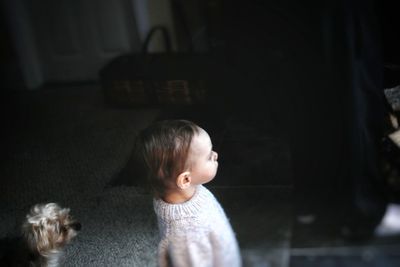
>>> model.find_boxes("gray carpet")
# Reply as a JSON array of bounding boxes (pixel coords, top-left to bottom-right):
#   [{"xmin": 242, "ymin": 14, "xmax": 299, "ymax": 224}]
[
  {"xmin": 0, "ymin": 84, "xmax": 160, "ymax": 266},
  {"xmin": 0, "ymin": 84, "xmax": 294, "ymax": 266},
  {"xmin": 63, "ymin": 186, "xmax": 158, "ymax": 266}
]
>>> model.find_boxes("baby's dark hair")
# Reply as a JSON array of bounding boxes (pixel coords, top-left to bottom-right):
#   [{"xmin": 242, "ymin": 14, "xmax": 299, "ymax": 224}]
[{"xmin": 134, "ymin": 120, "xmax": 200, "ymax": 198}]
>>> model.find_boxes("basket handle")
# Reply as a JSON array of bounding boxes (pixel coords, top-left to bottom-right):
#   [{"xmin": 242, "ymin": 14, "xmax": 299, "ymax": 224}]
[{"xmin": 141, "ymin": 26, "xmax": 172, "ymax": 54}]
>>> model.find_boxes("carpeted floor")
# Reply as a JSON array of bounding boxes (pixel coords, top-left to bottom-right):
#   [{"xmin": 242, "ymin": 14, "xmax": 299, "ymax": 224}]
[
  {"xmin": 0, "ymin": 84, "xmax": 293, "ymax": 266},
  {"xmin": 0, "ymin": 84, "xmax": 161, "ymax": 266},
  {"xmin": 2, "ymin": 84, "xmax": 399, "ymax": 266}
]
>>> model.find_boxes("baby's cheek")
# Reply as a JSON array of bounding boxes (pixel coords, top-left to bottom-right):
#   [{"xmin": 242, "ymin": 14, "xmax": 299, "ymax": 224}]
[{"xmin": 213, "ymin": 163, "xmax": 218, "ymax": 173}]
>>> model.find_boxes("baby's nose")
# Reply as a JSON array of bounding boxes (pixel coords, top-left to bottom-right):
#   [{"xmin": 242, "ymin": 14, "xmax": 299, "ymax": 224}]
[{"xmin": 214, "ymin": 152, "xmax": 218, "ymax": 161}]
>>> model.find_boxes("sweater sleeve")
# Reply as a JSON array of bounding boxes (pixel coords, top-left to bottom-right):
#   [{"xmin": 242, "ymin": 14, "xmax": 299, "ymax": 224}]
[{"xmin": 166, "ymin": 232, "xmax": 213, "ymax": 267}]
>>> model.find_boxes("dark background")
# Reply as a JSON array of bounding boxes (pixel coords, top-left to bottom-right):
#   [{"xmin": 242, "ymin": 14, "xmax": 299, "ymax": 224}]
[
  {"xmin": 1, "ymin": 0, "xmax": 400, "ymax": 265},
  {"xmin": 1, "ymin": 0, "xmax": 400, "ymax": 233}
]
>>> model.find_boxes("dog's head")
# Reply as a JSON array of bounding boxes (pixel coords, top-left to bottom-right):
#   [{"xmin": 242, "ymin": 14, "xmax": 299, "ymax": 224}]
[{"xmin": 22, "ymin": 203, "xmax": 81, "ymax": 256}]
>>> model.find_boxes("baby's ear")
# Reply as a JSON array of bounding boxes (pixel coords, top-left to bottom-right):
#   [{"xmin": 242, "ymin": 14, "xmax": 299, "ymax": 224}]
[{"xmin": 176, "ymin": 171, "xmax": 191, "ymax": 189}]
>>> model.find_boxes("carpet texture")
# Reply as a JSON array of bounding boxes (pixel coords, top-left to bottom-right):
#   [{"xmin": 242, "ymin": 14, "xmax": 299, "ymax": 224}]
[
  {"xmin": 0, "ymin": 84, "xmax": 294, "ymax": 266},
  {"xmin": 0, "ymin": 85, "xmax": 160, "ymax": 266}
]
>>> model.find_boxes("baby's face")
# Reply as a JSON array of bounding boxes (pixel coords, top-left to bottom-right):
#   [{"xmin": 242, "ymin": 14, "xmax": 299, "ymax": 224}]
[{"xmin": 188, "ymin": 128, "xmax": 219, "ymax": 185}]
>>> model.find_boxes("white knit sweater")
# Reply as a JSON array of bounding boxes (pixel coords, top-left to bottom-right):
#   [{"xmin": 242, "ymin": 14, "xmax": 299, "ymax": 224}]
[{"xmin": 153, "ymin": 185, "xmax": 242, "ymax": 267}]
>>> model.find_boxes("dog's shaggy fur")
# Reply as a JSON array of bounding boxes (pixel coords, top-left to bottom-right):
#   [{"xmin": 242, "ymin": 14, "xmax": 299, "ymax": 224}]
[{"xmin": 0, "ymin": 203, "xmax": 81, "ymax": 267}]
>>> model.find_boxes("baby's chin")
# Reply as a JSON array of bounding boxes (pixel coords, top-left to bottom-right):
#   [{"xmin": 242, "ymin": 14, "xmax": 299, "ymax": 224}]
[
  {"xmin": 203, "ymin": 175, "xmax": 217, "ymax": 185},
  {"xmin": 210, "ymin": 172, "xmax": 218, "ymax": 182}
]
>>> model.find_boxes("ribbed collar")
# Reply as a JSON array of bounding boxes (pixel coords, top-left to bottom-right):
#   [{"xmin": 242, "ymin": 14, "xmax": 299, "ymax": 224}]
[{"xmin": 153, "ymin": 185, "xmax": 211, "ymax": 221}]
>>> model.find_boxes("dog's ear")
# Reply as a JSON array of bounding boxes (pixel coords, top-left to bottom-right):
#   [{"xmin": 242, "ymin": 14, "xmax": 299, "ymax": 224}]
[
  {"xmin": 22, "ymin": 221, "xmax": 52, "ymax": 255},
  {"xmin": 22, "ymin": 223, "xmax": 39, "ymax": 251}
]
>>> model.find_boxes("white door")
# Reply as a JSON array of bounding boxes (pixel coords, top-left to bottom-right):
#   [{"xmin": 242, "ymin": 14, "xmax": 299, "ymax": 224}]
[{"xmin": 6, "ymin": 0, "xmax": 140, "ymax": 87}]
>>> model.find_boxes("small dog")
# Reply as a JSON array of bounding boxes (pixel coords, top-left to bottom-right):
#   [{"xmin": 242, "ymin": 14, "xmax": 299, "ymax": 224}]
[{"xmin": 0, "ymin": 203, "xmax": 81, "ymax": 267}]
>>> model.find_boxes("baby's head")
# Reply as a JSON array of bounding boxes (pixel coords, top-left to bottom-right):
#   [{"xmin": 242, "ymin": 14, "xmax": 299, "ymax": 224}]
[{"xmin": 136, "ymin": 120, "xmax": 218, "ymax": 198}]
